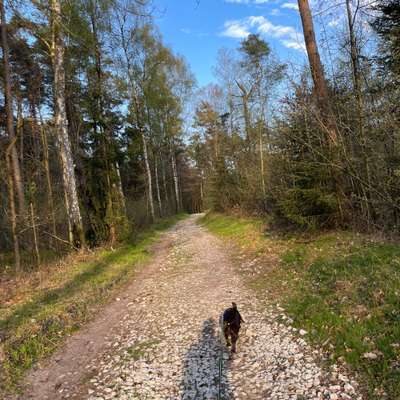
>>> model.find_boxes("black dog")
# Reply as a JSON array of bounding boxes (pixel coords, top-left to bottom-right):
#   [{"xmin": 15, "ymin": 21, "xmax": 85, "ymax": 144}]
[{"xmin": 222, "ymin": 302, "xmax": 244, "ymax": 353}]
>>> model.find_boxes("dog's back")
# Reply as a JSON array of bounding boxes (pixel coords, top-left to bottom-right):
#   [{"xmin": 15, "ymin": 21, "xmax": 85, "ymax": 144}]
[
  {"xmin": 223, "ymin": 302, "xmax": 243, "ymax": 328},
  {"xmin": 221, "ymin": 302, "xmax": 244, "ymax": 352}
]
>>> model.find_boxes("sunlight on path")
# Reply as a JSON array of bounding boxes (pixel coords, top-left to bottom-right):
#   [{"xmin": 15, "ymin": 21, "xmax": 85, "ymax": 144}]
[{"xmin": 78, "ymin": 216, "xmax": 362, "ymax": 400}]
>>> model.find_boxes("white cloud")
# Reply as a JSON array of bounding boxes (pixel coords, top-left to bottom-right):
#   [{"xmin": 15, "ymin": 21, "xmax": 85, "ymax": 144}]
[
  {"xmin": 221, "ymin": 20, "xmax": 250, "ymax": 38},
  {"xmin": 282, "ymin": 40, "xmax": 305, "ymax": 51},
  {"xmin": 221, "ymin": 15, "xmax": 306, "ymax": 52},
  {"xmin": 248, "ymin": 15, "xmax": 268, "ymax": 26},
  {"xmin": 270, "ymin": 8, "xmax": 282, "ymax": 16},
  {"xmin": 251, "ymin": 16, "xmax": 305, "ymax": 52},
  {"xmin": 281, "ymin": 2, "xmax": 299, "ymax": 11}
]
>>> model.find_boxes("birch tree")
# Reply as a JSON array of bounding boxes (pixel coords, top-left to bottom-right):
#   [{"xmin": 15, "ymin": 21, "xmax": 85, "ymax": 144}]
[{"xmin": 51, "ymin": 0, "xmax": 85, "ymax": 246}]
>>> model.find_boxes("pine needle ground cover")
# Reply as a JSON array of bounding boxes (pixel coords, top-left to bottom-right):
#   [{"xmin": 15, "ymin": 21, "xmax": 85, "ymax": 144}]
[
  {"xmin": 0, "ymin": 214, "xmax": 187, "ymax": 394},
  {"xmin": 201, "ymin": 213, "xmax": 400, "ymax": 399}
]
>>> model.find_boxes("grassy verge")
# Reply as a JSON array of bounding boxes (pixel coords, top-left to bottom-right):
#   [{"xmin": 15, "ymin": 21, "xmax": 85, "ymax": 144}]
[
  {"xmin": 200, "ymin": 212, "xmax": 400, "ymax": 400},
  {"xmin": 0, "ymin": 214, "xmax": 187, "ymax": 394}
]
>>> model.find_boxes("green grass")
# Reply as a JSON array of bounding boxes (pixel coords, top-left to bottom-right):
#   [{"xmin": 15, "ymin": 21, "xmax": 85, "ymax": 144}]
[
  {"xmin": 0, "ymin": 214, "xmax": 187, "ymax": 394},
  {"xmin": 201, "ymin": 213, "xmax": 400, "ymax": 400},
  {"xmin": 199, "ymin": 213, "xmax": 267, "ymax": 251}
]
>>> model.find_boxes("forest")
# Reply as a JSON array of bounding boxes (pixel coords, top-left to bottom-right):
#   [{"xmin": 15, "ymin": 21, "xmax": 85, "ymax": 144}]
[
  {"xmin": 0, "ymin": 0, "xmax": 399, "ymax": 271},
  {"xmin": 191, "ymin": 1, "xmax": 400, "ymax": 232},
  {"xmin": 0, "ymin": 0, "xmax": 200, "ymax": 272},
  {"xmin": 1, "ymin": 0, "xmax": 400, "ymax": 399}
]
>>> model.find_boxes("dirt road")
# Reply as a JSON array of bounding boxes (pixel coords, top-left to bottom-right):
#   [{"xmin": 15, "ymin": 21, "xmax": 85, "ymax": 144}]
[{"xmin": 19, "ymin": 215, "xmax": 362, "ymax": 400}]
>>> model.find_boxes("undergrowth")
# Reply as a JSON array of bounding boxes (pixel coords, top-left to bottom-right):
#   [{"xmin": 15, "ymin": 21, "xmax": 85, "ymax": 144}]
[
  {"xmin": 201, "ymin": 212, "xmax": 400, "ymax": 400},
  {"xmin": 0, "ymin": 214, "xmax": 187, "ymax": 394}
]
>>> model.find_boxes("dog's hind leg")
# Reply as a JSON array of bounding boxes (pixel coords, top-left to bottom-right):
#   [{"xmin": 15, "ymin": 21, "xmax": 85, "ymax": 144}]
[
  {"xmin": 223, "ymin": 323, "xmax": 231, "ymax": 347},
  {"xmin": 230, "ymin": 327, "xmax": 239, "ymax": 353}
]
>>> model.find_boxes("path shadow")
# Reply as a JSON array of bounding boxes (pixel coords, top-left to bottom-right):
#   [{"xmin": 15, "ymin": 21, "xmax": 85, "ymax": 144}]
[{"xmin": 180, "ymin": 318, "xmax": 232, "ymax": 400}]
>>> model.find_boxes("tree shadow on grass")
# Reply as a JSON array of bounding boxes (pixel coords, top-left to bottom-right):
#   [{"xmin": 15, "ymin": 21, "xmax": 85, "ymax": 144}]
[
  {"xmin": 0, "ymin": 244, "xmax": 142, "ymax": 336},
  {"xmin": 180, "ymin": 318, "xmax": 232, "ymax": 400},
  {"xmin": 0, "ymin": 214, "xmax": 186, "ymax": 337}
]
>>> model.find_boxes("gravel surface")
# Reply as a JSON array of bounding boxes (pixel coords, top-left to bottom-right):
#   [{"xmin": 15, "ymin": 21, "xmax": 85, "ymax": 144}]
[{"xmin": 20, "ymin": 215, "xmax": 363, "ymax": 400}]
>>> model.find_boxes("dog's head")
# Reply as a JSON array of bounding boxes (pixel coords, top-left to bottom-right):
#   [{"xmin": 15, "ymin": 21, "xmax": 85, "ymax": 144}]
[{"xmin": 223, "ymin": 302, "xmax": 244, "ymax": 325}]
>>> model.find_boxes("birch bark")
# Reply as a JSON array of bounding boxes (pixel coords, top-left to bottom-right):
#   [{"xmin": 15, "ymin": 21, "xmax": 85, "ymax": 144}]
[
  {"xmin": 154, "ymin": 156, "xmax": 163, "ymax": 217},
  {"xmin": 51, "ymin": 0, "xmax": 85, "ymax": 246},
  {"xmin": 170, "ymin": 142, "xmax": 181, "ymax": 212},
  {"xmin": 142, "ymin": 132, "xmax": 155, "ymax": 221}
]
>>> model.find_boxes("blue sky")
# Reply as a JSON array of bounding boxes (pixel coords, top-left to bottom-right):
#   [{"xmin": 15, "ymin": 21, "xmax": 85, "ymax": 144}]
[{"xmin": 154, "ymin": 0, "xmax": 309, "ymax": 86}]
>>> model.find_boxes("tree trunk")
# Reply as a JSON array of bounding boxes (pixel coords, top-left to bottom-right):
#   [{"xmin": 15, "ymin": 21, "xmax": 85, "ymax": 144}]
[
  {"xmin": 0, "ymin": 0, "xmax": 26, "ymax": 217},
  {"xmin": 105, "ymin": 169, "xmax": 117, "ymax": 246},
  {"xmin": 298, "ymin": 0, "xmax": 345, "ymax": 223},
  {"xmin": 228, "ymin": 93, "xmax": 235, "ymax": 136},
  {"xmin": 63, "ymin": 185, "xmax": 73, "ymax": 245},
  {"xmin": 236, "ymin": 81, "xmax": 251, "ymax": 145},
  {"xmin": 38, "ymin": 109, "xmax": 58, "ymax": 244},
  {"xmin": 51, "ymin": 0, "xmax": 85, "ymax": 247},
  {"xmin": 170, "ymin": 143, "xmax": 181, "ymax": 213},
  {"xmin": 6, "ymin": 139, "xmax": 21, "ymax": 272},
  {"xmin": 345, "ymin": 0, "xmax": 372, "ymax": 226},
  {"xmin": 89, "ymin": 1, "xmax": 123, "ymax": 243},
  {"xmin": 161, "ymin": 155, "xmax": 170, "ymax": 211},
  {"xmin": 17, "ymin": 96, "xmax": 24, "ymax": 163},
  {"xmin": 154, "ymin": 155, "xmax": 163, "ymax": 217},
  {"xmin": 200, "ymin": 174, "xmax": 204, "ymax": 203},
  {"xmin": 30, "ymin": 202, "xmax": 41, "ymax": 267},
  {"xmin": 117, "ymin": 16, "xmax": 151, "ymax": 222},
  {"xmin": 115, "ymin": 162, "xmax": 127, "ymax": 215},
  {"xmin": 297, "ymin": 0, "xmax": 338, "ymax": 146},
  {"xmin": 242, "ymin": 95, "xmax": 251, "ymax": 145},
  {"xmin": 142, "ymin": 133, "xmax": 155, "ymax": 221},
  {"xmin": 259, "ymin": 122, "xmax": 266, "ymax": 197},
  {"xmin": 346, "ymin": 0, "xmax": 363, "ymax": 126}
]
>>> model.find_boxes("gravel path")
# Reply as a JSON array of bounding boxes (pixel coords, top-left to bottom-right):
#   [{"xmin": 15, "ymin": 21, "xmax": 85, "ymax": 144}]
[{"xmin": 20, "ymin": 215, "xmax": 363, "ymax": 400}]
